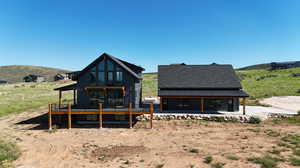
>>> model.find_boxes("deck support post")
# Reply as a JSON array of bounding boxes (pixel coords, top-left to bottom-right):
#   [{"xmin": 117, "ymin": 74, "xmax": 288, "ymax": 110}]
[
  {"xmin": 150, "ymin": 103, "xmax": 154, "ymax": 129},
  {"xmin": 68, "ymin": 103, "xmax": 72, "ymax": 129},
  {"xmin": 201, "ymin": 97, "xmax": 204, "ymax": 113},
  {"xmin": 160, "ymin": 97, "xmax": 163, "ymax": 112},
  {"xmin": 243, "ymin": 97, "xmax": 246, "ymax": 115},
  {"xmin": 73, "ymin": 90, "xmax": 76, "ymax": 105},
  {"xmin": 99, "ymin": 103, "xmax": 103, "ymax": 128},
  {"xmin": 59, "ymin": 90, "xmax": 62, "ymax": 109},
  {"xmin": 129, "ymin": 103, "xmax": 132, "ymax": 128},
  {"xmin": 48, "ymin": 104, "xmax": 52, "ymax": 130}
]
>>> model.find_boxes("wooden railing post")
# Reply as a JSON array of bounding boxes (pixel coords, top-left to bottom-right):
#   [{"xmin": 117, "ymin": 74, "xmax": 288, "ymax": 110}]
[
  {"xmin": 150, "ymin": 104, "xmax": 154, "ymax": 129},
  {"xmin": 129, "ymin": 103, "xmax": 132, "ymax": 128},
  {"xmin": 48, "ymin": 104, "xmax": 52, "ymax": 130},
  {"xmin": 201, "ymin": 97, "xmax": 204, "ymax": 113},
  {"xmin": 243, "ymin": 98, "xmax": 246, "ymax": 115},
  {"xmin": 68, "ymin": 103, "xmax": 72, "ymax": 129},
  {"xmin": 160, "ymin": 97, "xmax": 163, "ymax": 112},
  {"xmin": 99, "ymin": 103, "xmax": 103, "ymax": 128}
]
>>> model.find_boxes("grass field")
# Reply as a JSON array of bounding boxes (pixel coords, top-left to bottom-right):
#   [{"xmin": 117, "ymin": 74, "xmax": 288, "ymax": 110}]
[
  {"xmin": 238, "ymin": 67, "xmax": 300, "ymax": 99},
  {"xmin": 0, "ymin": 82, "xmax": 73, "ymax": 117}
]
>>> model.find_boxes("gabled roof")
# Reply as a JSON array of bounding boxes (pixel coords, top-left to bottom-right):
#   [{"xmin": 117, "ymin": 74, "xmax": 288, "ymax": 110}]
[
  {"xmin": 78, "ymin": 53, "xmax": 144, "ymax": 80},
  {"xmin": 158, "ymin": 89, "xmax": 249, "ymax": 97},
  {"xmin": 158, "ymin": 64, "xmax": 242, "ymax": 89}
]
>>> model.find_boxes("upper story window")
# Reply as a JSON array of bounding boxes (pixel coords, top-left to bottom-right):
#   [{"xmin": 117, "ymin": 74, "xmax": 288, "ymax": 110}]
[
  {"xmin": 116, "ymin": 67, "xmax": 123, "ymax": 82},
  {"xmin": 107, "ymin": 60, "xmax": 114, "ymax": 71},
  {"xmin": 98, "ymin": 61, "xmax": 105, "ymax": 71}
]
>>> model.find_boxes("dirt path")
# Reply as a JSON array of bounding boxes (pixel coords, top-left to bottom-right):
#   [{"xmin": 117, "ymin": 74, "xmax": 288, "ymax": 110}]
[
  {"xmin": 261, "ymin": 96, "xmax": 300, "ymax": 112},
  {"xmin": 0, "ymin": 106, "xmax": 299, "ymax": 168}
]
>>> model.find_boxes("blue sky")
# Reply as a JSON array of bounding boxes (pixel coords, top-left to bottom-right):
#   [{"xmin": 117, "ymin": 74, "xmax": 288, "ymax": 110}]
[{"xmin": 0, "ymin": 0, "xmax": 299, "ymax": 72}]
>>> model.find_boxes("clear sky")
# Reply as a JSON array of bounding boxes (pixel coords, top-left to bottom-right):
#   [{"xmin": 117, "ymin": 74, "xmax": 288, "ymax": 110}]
[{"xmin": 0, "ymin": 0, "xmax": 299, "ymax": 72}]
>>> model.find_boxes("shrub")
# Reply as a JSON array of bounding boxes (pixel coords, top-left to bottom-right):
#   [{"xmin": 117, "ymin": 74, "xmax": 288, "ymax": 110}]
[
  {"xmin": 248, "ymin": 117, "xmax": 261, "ymax": 124},
  {"xmin": 265, "ymin": 130, "xmax": 281, "ymax": 137},
  {"xmin": 247, "ymin": 155, "xmax": 283, "ymax": 168},
  {"xmin": 156, "ymin": 164, "xmax": 164, "ymax": 168},
  {"xmin": 189, "ymin": 148, "xmax": 199, "ymax": 153},
  {"xmin": 293, "ymin": 149, "xmax": 300, "ymax": 157},
  {"xmin": 297, "ymin": 110, "xmax": 300, "ymax": 116},
  {"xmin": 268, "ymin": 149, "xmax": 281, "ymax": 155},
  {"xmin": 211, "ymin": 162, "xmax": 225, "ymax": 168},
  {"xmin": 204, "ymin": 156, "xmax": 213, "ymax": 164},
  {"xmin": 0, "ymin": 139, "xmax": 20, "ymax": 167},
  {"xmin": 226, "ymin": 155, "xmax": 239, "ymax": 160},
  {"xmin": 289, "ymin": 157, "xmax": 300, "ymax": 166}
]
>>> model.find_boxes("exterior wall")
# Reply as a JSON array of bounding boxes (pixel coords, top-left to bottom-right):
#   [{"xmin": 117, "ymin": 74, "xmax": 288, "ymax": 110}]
[
  {"xmin": 162, "ymin": 97, "xmax": 240, "ymax": 112},
  {"xmin": 76, "ymin": 56, "xmax": 142, "ymax": 108}
]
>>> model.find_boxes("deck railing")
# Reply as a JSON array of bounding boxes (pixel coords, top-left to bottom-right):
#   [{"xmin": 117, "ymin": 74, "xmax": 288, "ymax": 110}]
[{"xmin": 48, "ymin": 103, "xmax": 154, "ymax": 130}]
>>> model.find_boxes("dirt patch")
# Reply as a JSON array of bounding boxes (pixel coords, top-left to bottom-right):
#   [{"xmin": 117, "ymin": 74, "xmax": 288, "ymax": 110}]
[{"xmin": 82, "ymin": 143, "xmax": 148, "ymax": 161}]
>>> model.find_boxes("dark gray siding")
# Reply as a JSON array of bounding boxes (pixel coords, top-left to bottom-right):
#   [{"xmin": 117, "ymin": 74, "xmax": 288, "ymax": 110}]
[{"xmin": 76, "ymin": 60, "xmax": 142, "ymax": 108}]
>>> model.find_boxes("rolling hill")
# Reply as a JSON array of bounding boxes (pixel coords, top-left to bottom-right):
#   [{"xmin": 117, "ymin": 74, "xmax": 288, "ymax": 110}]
[
  {"xmin": 237, "ymin": 63, "xmax": 271, "ymax": 70},
  {"xmin": 0, "ymin": 65, "xmax": 70, "ymax": 83}
]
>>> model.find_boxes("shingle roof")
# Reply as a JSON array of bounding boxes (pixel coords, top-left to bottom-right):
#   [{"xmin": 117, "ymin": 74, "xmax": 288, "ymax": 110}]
[
  {"xmin": 78, "ymin": 53, "xmax": 144, "ymax": 80},
  {"xmin": 158, "ymin": 64, "xmax": 242, "ymax": 89},
  {"xmin": 158, "ymin": 89, "xmax": 249, "ymax": 97}
]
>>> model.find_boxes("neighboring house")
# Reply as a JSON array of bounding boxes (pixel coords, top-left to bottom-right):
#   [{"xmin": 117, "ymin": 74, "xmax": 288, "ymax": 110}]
[
  {"xmin": 157, "ymin": 64, "xmax": 249, "ymax": 112},
  {"xmin": 54, "ymin": 73, "xmax": 70, "ymax": 81},
  {"xmin": 0, "ymin": 80, "xmax": 8, "ymax": 84},
  {"xmin": 271, "ymin": 61, "xmax": 300, "ymax": 70},
  {"xmin": 23, "ymin": 74, "xmax": 46, "ymax": 82},
  {"xmin": 55, "ymin": 53, "xmax": 144, "ymax": 109}
]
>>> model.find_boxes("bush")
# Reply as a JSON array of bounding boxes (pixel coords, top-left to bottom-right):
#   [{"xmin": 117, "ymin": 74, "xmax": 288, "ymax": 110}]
[
  {"xmin": 0, "ymin": 139, "xmax": 20, "ymax": 167},
  {"xmin": 211, "ymin": 162, "xmax": 225, "ymax": 168},
  {"xmin": 248, "ymin": 117, "xmax": 261, "ymax": 124},
  {"xmin": 247, "ymin": 155, "xmax": 283, "ymax": 168},
  {"xmin": 203, "ymin": 156, "xmax": 213, "ymax": 164},
  {"xmin": 226, "ymin": 155, "xmax": 239, "ymax": 160},
  {"xmin": 297, "ymin": 110, "xmax": 300, "ymax": 116},
  {"xmin": 289, "ymin": 157, "xmax": 300, "ymax": 166},
  {"xmin": 189, "ymin": 148, "xmax": 199, "ymax": 153}
]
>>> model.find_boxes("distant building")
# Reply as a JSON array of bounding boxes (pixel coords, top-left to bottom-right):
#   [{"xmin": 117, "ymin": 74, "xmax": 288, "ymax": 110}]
[
  {"xmin": 54, "ymin": 73, "xmax": 70, "ymax": 81},
  {"xmin": 23, "ymin": 74, "xmax": 46, "ymax": 82},
  {"xmin": 0, "ymin": 80, "xmax": 8, "ymax": 84},
  {"xmin": 271, "ymin": 61, "xmax": 300, "ymax": 70}
]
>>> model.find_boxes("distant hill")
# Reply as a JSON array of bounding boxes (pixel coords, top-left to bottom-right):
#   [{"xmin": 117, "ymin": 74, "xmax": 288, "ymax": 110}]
[
  {"xmin": 238, "ymin": 63, "xmax": 271, "ymax": 70},
  {"xmin": 0, "ymin": 65, "xmax": 70, "ymax": 83}
]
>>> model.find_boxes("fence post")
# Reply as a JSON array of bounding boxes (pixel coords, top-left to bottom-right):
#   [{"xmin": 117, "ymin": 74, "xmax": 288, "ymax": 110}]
[
  {"xmin": 150, "ymin": 104, "xmax": 154, "ymax": 129},
  {"xmin": 99, "ymin": 103, "xmax": 103, "ymax": 128},
  {"xmin": 129, "ymin": 103, "xmax": 132, "ymax": 128},
  {"xmin": 68, "ymin": 103, "xmax": 72, "ymax": 129},
  {"xmin": 48, "ymin": 104, "xmax": 52, "ymax": 130}
]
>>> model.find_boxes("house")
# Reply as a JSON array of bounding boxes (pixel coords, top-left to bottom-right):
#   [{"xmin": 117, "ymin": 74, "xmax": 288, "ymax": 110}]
[
  {"xmin": 54, "ymin": 73, "xmax": 70, "ymax": 81},
  {"xmin": 271, "ymin": 61, "xmax": 300, "ymax": 70},
  {"xmin": 0, "ymin": 80, "xmax": 8, "ymax": 84},
  {"xmin": 23, "ymin": 74, "xmax": 46, "ymax": 82},
  {"xmin": 157, "ymin": 64, "xmax": 249, "ymax": 113},
  {"xmin": 53, "ymin": 53, "xmax": 146, "ymax": 125}
]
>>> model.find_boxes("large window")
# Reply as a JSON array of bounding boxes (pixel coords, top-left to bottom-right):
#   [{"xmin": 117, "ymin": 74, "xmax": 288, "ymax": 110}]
[
  {"xmin": 87, "ymin": 89, "xmax": 105, "ymax": 107},
  {"xmin": 116, "ymin": 67, "xmax": 123, "ymax": 82},
  {"xmin": 89, "ymin": 59, "xmax": 124, "ymax": 85}
]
